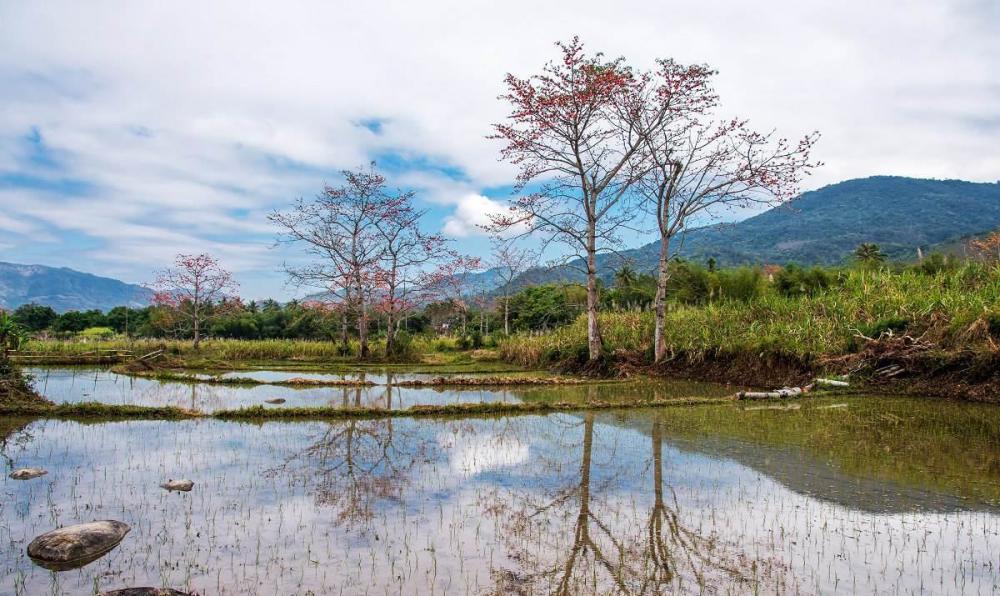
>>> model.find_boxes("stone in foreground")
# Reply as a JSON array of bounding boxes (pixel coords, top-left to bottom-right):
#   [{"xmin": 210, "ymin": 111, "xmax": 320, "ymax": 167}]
[
  {"xmin": 100, "ymin": 588, "xmax": 193, "ymax": 596},
  {"xmin": 27, "ymin": 520, "xmax": 130, "ymax": 571},
  {"xmin": 160, "ymin": 479, "xmax": 194, "ymax": 492},
  {"xmin": 9, "ymin": 467, "xmax": 47, "ymax": 480}
]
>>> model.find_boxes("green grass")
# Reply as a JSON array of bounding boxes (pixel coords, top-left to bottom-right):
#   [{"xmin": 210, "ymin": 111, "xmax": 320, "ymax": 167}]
[
  {"xmin": 0, "ymin": 395, "xmax": 731, "ymax": 422},
  {"xmin": 17, "ymin": 336, "xmax": 505, "ymax": 367},
  {"xmin": 500, "ymin": 265, "xmax": 1000, "ymax": 367}
]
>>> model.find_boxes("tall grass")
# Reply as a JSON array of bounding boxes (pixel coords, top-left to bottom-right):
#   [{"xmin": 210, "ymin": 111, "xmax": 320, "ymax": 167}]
[
  {"xmin": 21, "ymin": 334, "xmax": 470, "ymax": 363},
  {"xmin": 500, "ymin": 265, "xmax": 1000, "ymax": 367}
]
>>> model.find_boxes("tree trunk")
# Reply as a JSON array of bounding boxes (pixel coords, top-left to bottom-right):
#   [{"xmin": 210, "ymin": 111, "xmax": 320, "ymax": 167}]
[
  {"xmin": 192, "ymin": 311, "xmax": 201, "ymax": 349},
  {"xmin": 503, "ymin": 295, "xmax": 510, "ymax": 335},
  {"xmin": 340, "ymin": 313, "xmax": 349, "ymax": 350},
  {"xmin": 653, "ymin": 236, "xmax": 671, "ymax": 363},
  {"xmin": 385, "ymin": 311, "xmax": 395, "ymax": 357},
  {"xmin": 585, "ymin": 232, "xmax": 603, "ymax": 362},
  {"xmin": 357, "ymin": 289, "xmax": 369, "ymax": 359}
]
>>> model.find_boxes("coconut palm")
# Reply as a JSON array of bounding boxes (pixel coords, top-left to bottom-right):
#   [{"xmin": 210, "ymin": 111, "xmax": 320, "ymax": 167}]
[{"xmin": 854, "ymin": 243, "xmax": 886, "ymax": 266}]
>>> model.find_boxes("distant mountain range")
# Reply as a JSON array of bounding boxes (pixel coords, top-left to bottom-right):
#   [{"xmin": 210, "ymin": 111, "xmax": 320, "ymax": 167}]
[
  {"xmin": 2, "ymin": 176, "xmax": 998, "ymax": 312},
  {"xmin": 498, "ymin": 176, "xmax": 1000, "ymax": 286},
  {"xmin": 0, "ymin": 262, "xmax": 150, "ymax": 313}
]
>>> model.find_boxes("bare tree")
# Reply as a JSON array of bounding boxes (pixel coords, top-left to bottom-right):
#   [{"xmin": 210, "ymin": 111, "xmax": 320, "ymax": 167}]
[
  {"xmin": 375, "ymin": 195, "xmax": 453, "ymax": 356},
  {"xmin": 634, "ymin": 64, "xmax": 820, "ymax": 360},
  {"xmin": 271, "ymin": 164, "xmax": 401, "ymax": 359},
  {"xmin": 489, "ymin": 243, "xmax": 538, "ymax": 335},
  {"xmin": 149, "ymin": 253, "xmax": 238, "ymax": 348}
]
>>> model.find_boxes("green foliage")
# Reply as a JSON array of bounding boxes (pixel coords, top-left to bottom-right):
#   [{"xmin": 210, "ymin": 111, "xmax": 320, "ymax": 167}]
[
  {"xmin": 912, "ymin": 252, "xmax": 959, "ymax": 275},
  {"xmin": 508, "ymin": 284, "xmax": 585, "ymax": 330},
  {"xmin": 79, "ymin": 326, "xmax": 116, "ymax": 339},
  {"xmin": 12, "ymin": 303, "xmax": 57, "ymax": 331},
  {"xmin": 602, "ymin": 265, "xmax": 656, "ymax": 309},
  {"xmin": 774, "ymin": 264, "xmax": 835, "ymax": 297},
  {"xmin": 500, "ymin": 264, "xmax": 1000, "ymax": 367},
  {"xmin": 854, "ymin": 242, "xmax": 886, "ymax": 266},
  {"xmin": 0, "ymin": 312, "xmax": 29, "ymax": 352},
  {"xmin": 388, "ymin": 330, "xmax": 416, "ymax": 358}
]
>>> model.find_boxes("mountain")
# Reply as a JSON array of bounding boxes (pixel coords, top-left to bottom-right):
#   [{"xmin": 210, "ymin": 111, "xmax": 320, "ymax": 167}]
[
  {"xmin": 511, "ymin": 176, "xmax": 1000, "ymax": 285},
  {"xmin": 0, "ymin": 262, "xmax": 151, "ymax": 313}
]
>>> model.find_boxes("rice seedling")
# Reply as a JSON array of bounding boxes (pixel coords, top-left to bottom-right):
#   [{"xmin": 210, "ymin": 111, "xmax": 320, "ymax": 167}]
[{"xmin": 4, "ymin": 406, "xmax": 996, "ymax": 594}]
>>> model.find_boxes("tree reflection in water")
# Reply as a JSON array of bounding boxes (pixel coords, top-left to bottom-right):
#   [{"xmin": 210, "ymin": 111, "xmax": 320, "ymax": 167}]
[
  {"xmin": 486, "ymin": 402, "xmax": 760, "ymax": 594},
  {"xmin": 272, "ymin": 377, "xmax": 430, "ymax": 528}
]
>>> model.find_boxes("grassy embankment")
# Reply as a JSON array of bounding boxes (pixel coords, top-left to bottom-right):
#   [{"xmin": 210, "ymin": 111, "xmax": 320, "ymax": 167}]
[
  {"xmin": 500, "ymin": 266, "xmax": 1000, "ymax": 395},
  {"xmin": 17, "ymin": 335, "xmax": 518, "ymax": 372},
  {"xmin": 0, "ymin": 395, "xmax": 734, "ymax": 422}
]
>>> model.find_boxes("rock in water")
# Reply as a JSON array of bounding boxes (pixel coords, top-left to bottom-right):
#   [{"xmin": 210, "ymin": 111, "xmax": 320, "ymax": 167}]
[
  {"xmin": 265, "ymin": 398, "xmax": 286, "ymax": 404},
  {"xmin": 100, "ymin": 589, "xmax": 193, "ymax": 596},
  {"xmin": 160, "ymin": 479, "xmax": 194, "ymax": 492},
  {"xmin": 27, "ymin": 520, "xmax": 130, "ymax": 571},
  {"xmin": 9, "ymin": 468, "xmax": 47, "ymax": 480}
]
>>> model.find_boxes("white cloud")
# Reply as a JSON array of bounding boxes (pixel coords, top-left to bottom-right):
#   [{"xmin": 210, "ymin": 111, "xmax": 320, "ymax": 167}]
[
  {"xmin": 0, "ymin": 0, "xmax": 997, "ymax": 296},
  {"xmin": 442, "ymin": 193, "xmax": 509, "ymax": 238}
]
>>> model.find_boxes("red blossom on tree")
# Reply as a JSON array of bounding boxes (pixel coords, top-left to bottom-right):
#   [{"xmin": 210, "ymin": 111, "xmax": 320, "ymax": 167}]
[
  {"xmin": 423, "ymin": 256, "xmax": 484, "ymax": 335},
  {"xmin": 374, "ymin": 195, "xmax": 456, "ymax": 355},
  {"xmin": 271, "ymin": 164, "xmax": 400, "ymax": 359},
  {"xmin": 149, "ymin": 253, "xmax": 239, "ymax": 348},
  {"xmin": 635, "ymin": 63, "xmax": 820, "ymax": 362},
  {"xmin": 488, "ymin": 38, "xmax": 820, "ymax": 362},
  {"xmin": 487, "ymin": 37, "xmax": 715, "ymax": 362}
]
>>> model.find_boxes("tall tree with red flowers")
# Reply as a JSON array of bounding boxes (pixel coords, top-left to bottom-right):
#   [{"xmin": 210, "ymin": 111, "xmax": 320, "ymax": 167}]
[
  {"xmin": 487, "ymin": 38, "xmax": 702, "ymax": 363},
  {"xmin": 489, "ymin": 38, "xmax": 820, "ymax": 363},
  {"xmin": 150, "ymin": 253, "xmax": 238, "ymax": 348}
]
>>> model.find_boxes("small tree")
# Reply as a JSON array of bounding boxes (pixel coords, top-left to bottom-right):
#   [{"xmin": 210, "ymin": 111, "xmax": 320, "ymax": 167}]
[
  {"xmin": 0, "ymin": 311, "xmax": 28, "ymax": 356},
  {"xmin": 854, "ymin": 243, "xmax": 886, "ymax": 267},
  {"xmin": 489, "ymin": 243, "xmax": 538, "ymax": 335},
  {"xmin": 375, "ymin": 195, "xmax": 453, "ymax": 356},
  {"xmin": 425, "ymin": 256, "xmax": 483, "ymax": 336},
  {"xmin": 271, "ymin": 164, "xmax": 402, "ymax": 359},
  {"xmin": 12, "ymin": 304, "xmax": 57, "ymax": 332},
  {"xmin": 149, "ymin": 253, "xmax": 238, "ymax": 348}
]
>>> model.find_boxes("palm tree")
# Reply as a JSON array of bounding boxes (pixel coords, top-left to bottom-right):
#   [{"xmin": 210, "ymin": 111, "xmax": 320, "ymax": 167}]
[
  {"xmin": 614, "ymin": 264, "xmax": 638, "ymax": 289},
  {"xmin": 854, "ymin": 243, "xmax": 886, "ymax": 267}
]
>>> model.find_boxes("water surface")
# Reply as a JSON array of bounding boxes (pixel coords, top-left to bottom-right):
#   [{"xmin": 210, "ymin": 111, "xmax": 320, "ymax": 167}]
[
  {"xmin": 2, "ymin": 396, "xmax": 998, "ymax": 594},
  {"xmin": 27, "ymin": 367, "xmax": 732, "ymax": 412}
]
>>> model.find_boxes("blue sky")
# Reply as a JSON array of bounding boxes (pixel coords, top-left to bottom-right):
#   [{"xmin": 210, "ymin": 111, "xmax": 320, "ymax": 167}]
[{"xmin": 0, "ymin": 0, "xmax": 997, "ymax": 299}]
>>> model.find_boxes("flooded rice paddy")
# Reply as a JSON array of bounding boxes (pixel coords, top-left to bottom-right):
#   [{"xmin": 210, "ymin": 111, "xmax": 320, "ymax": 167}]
[
  {"xmin": 2, "ymin": 369, "xmax": 999, "ymax": 594},
  {"xmin": 25, "ymin": 367, "xmax": 732, "ymax": 413}
]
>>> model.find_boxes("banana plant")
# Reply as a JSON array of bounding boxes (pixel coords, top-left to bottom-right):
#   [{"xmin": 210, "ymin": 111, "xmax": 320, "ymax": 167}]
[{"xmin": 0, "ymin": 311, "xmax": 27, "ymax": 355}]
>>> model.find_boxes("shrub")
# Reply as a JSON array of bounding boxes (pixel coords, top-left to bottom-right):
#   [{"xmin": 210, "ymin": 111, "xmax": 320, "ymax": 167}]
[{"xmin": 79, "ymin": 326, "xmax": 116, "ymax": 340}]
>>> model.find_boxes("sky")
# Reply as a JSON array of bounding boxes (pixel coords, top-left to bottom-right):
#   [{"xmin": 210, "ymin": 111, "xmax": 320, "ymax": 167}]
[{"xmin": 1, "ymin": 0, "xmax": 997, "ymax": 299}]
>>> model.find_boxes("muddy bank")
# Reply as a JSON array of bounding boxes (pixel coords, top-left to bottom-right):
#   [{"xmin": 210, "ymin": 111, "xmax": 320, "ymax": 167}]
[
  {"xmin": 561, "ymin": 348, "xmax": 1000, "ymax": 403},
  {"xmin": 0, "ymin": 361, "xmax": 49, "ymax": 407}
]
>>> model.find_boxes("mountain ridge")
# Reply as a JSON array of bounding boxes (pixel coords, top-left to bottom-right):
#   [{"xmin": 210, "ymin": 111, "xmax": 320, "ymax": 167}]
[
  {"xmin": 0, "ymin": 261, "xmax": 151, "ymax": 313},
  {"xmin": 502, "ymin": 175, "xmax": 1000, "ymax": 287},
  {"xmin": 3, "ymin": 176, "xmax": 999, "ymax": 311}
]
